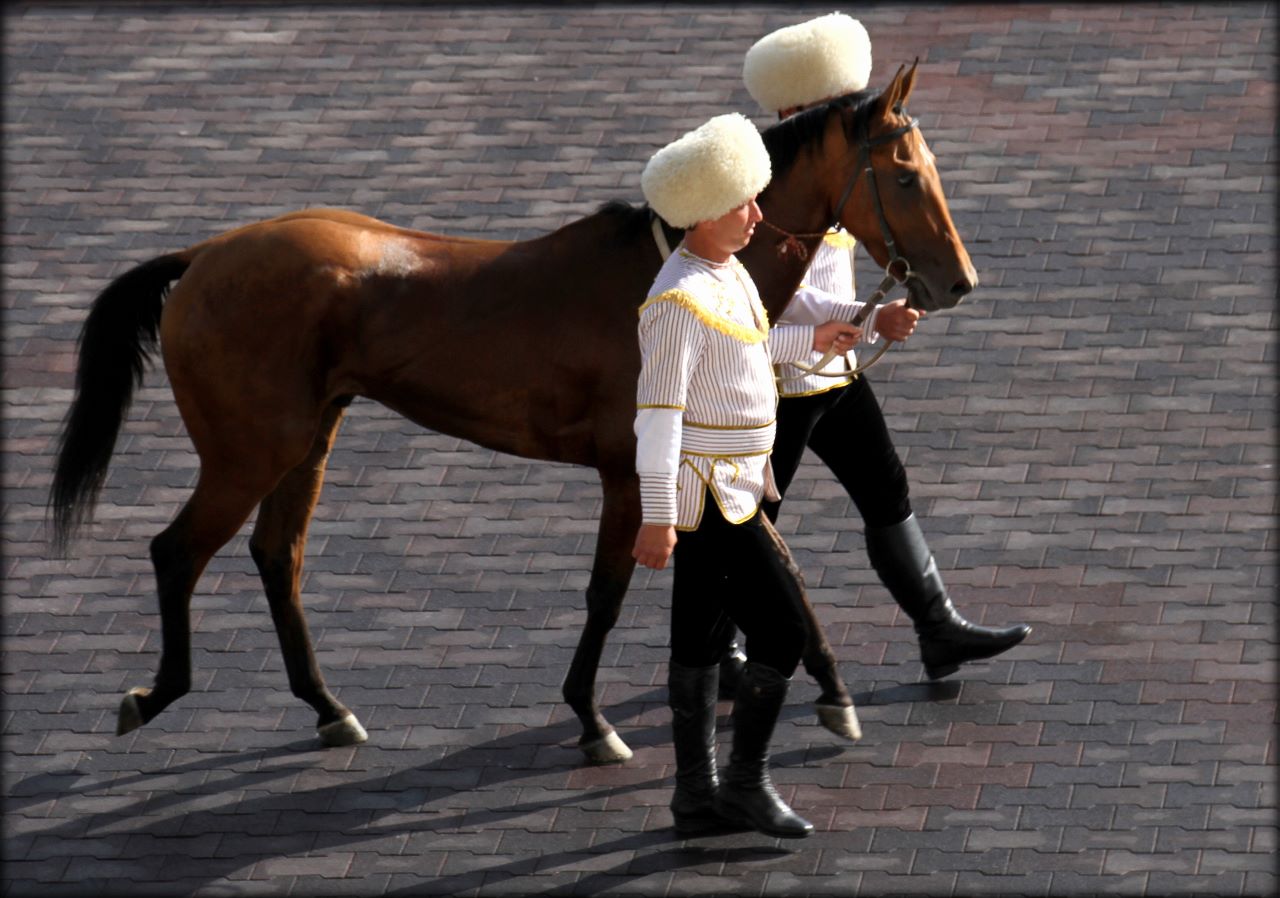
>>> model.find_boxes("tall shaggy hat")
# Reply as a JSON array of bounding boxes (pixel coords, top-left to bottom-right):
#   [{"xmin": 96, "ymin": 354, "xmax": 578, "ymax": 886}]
[
  {"xmin": 743, "ymin": 13, "xmax": 872, "ymax": 113},
  {"xmin": 641, "ymin": 113, "xmax": 772, "ymax": 229}
]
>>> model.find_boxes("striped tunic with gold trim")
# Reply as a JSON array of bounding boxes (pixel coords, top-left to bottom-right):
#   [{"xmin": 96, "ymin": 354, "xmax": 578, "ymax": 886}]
[
  {"xmin": 635, "ymin": 247, "xmax": 815, "ymax": 530},
  {"xmin": 774, "ymin": 229, "xmax": 883, "ymax": 398}
]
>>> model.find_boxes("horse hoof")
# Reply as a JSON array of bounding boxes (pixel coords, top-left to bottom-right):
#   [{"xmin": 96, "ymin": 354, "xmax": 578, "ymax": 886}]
[
  {"xmin": 816, "ymin": 702, "xmax": 862, "ymax": 742},
  {"xmin": 318, "ymin": 713, "xmax": 368, "ymax": 747},
  {"xmin": 117, "ymin": 688, "xmax": 148, "ymax": 736},
  {"xmin": 580, "ymin": 730, "xmax": 633, "ymax": 764}
]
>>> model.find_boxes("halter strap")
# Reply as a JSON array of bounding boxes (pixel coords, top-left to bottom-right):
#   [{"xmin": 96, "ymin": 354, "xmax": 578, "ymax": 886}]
[
  {"xmin": 832, "ymin": 115, "xmax": 919, "ymax": 224},
  {"xmin": 650, "ymin": 212, "xmax": 673, "ymax": 261}
]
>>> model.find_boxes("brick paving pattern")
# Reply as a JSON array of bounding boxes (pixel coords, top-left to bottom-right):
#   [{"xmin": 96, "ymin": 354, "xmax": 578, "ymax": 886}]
[{"xmin": 2, "ymin": 3, "xmax": 1276, "ymax": 896}]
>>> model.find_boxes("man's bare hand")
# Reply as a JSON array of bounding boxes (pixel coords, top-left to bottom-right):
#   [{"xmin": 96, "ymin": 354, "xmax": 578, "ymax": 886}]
[
  {"xmin": 814, "ymin": 321, "xmax": 863, "ymax": 353},
  {"xmin": 633, "ymin": 523, "xmax": 678, "ymax": 570},
  {"xmin": 875, "ymin": 299, "xmax": 923, "ymax": 342}
]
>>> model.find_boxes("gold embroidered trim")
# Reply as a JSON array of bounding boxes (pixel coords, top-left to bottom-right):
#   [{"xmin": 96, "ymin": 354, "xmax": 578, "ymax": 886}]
[
  {"xmin": 677, "ymin": 462, "xmax": 758, "ymax": 530},
  {"xmin": 776, "ymin": 377, "xmax": 856, "ymax": 399},
  {"xmin": 824, "ymin": 230, "xmax": 857, "ymax": 251},
  {"xmin": 638, "ymin": 288, "xmax": 768, "ymax": 345},
  {"xmin": 683, "ymin": 418, "xmax": 775, "ymax": 431},
  {"xmin": 637, "ymin": 403, "xmax": 686, "ymax": 411},
  {"xmin": 676, "ymin": 459, "xmax": 708, "ymax": 532},
  {"xmin": 682, "ymin": 449, "xmax": 772, "ymax": 459}
]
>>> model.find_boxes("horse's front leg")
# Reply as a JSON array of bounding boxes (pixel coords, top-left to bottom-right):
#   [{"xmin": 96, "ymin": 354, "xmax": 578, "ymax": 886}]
[
  {"xmin": 563, "ymin": 472, "xmax": 640, "ymax": 764},
  {"xmin": 759, "ymin": 515, "xmax": 862, "ymax": 742}
]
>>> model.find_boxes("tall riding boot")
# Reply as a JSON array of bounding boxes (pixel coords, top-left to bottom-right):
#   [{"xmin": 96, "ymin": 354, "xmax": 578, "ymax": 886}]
[
  {"xmin": 668, "ymin": 662, "xmax": 727, "ymax": 834},
  {"xmin": 714, "ymin": 662, "xmax": 813, "ymax": 838},
  {"xmin": 865, "ymin": 513, "xmax": 1031, "ymax": 679}
]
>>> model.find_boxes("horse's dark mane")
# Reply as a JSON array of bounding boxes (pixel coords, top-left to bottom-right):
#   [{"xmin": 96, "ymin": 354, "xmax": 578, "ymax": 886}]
[
  {"xmin": 593, "ymin": 198, "xmax": 681, "ymax": 241},
  {"xmin": 593, "ymin": 88, "xmax": 882, "ymax": 230},
  {"xmin": 596, "ymin": 199, "xmax": 648, "ymax": 223},
  {"xmin": 760, "ymin": 87, "xmax": 881, "ymax": 179}
]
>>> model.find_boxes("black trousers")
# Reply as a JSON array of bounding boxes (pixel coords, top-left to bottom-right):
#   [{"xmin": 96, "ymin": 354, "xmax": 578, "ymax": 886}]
[
  {"xmin": 762, "ymin": 376, "xmax": 911, "ymax": 529},
  {"xmin": 670, "ymin": 499, "xmax": 807, "ymax": 677}
]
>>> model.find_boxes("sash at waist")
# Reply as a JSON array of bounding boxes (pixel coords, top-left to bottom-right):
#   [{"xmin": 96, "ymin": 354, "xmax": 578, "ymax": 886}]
[{"xmin": 680, "ymin": 420, "xmax": 776, "ymax": 456}]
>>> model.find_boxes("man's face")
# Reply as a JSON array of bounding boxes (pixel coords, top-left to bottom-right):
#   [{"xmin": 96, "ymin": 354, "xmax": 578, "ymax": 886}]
[{"xmin": 695, "ymin": 198, "xmax": 763, "ymax": 257}]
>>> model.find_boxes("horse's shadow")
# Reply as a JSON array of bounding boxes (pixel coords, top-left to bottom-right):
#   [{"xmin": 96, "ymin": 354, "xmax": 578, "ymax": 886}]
[
  {"xmin": 4, "ymin": 675, "xmax": 958, "ymax": 895},
  {"xmin": 3, "ymin": 692, "xmax": 675, "ymax": 895}
]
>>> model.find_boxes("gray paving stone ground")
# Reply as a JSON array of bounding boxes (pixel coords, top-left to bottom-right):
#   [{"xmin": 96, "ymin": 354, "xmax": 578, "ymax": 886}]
[{"xmin": 2, "ymin": 3, "xmax": 1276, "ymax": 896}]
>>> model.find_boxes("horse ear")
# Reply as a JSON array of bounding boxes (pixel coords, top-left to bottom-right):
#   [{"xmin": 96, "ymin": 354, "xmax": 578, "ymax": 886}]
[
  {"xmin": 878, "ymin": 63, "xmax": 907, "ymax": 120},
  {"xmin": 896, "ymin": 58, "xmax": 920, "ymax": 112},
  {"xmin": 885, "ymin": 62, "xmax": 906, "ymax": 108}
]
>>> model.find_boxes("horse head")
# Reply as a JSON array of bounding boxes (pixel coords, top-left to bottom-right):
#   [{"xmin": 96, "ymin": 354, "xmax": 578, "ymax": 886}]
[
  {"xmin": 747, "ymin": 62, "xmax": 978, "ymax": 319},
  {"xmin": 836, "ymin": 61, "xmax": 978, "ymax": 313}
]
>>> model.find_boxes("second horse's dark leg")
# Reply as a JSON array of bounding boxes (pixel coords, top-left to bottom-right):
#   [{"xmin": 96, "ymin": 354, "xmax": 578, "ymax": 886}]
[{"xmin": 563, "ymin": 472, "xmax": 640, "ymax": 763}]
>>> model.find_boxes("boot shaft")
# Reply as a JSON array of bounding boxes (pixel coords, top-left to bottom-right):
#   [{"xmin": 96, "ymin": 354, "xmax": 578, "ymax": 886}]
[
  {"xmin": 716, "ymin": 661, "xmax": 813, "ymax": 838},
  {"xmin": 864, "ymin": 513, "xmax": 946, "ymax": 626},
  {"xmin": 725, "ymin": 661, "xmax": 789, "ymax": 785},
  {"xmin": 865, "ymin": 513, "xmax": 1031, "ymax": 675},
  {"xmin": 668, "ymin": 662, "xmax": 720, "ymax": 786}
]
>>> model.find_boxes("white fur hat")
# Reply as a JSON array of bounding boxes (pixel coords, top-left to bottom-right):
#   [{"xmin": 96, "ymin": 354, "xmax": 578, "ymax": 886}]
[
  {"xmin": 743, "ymin": 13, "xmax": 872, "ymax": 113},
  {"xmin": 641, "ymin": 113, "xmax": 772, "ymax": 229}
]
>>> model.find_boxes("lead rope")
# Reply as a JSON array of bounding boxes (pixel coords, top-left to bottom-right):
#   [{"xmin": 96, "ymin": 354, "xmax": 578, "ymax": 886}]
[
  {"xmin": 842, "ymin": 234, "xmax": 893, "ymax": 378},
  {"xmin": 784, "ymin": 266, "xmax": 897, "ymax": 378},
  {"xmin": 756, "ymin": 219, "xmax": 827, "ymax": 263}
]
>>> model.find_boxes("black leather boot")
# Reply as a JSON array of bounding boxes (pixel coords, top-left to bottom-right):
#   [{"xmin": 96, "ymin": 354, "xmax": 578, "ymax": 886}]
[
  {"xmin": 668, "ymin": 662, "xmax": 728, "ymax": 834},
  {"xmin": 714, "ymin": 662, "xmax": 813, "ymax": 838},
  {"xmin": 865, "ymin": 514, "xmax": 1031, "ymax": 679}
]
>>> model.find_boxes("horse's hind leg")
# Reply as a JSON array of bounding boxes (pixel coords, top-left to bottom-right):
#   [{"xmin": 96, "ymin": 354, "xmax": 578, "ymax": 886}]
[
  {"xmin": 117, "ymin": 468, "xmax": 273, "ymax": 736},
  {"xmin": 248, "ymin": 402, "xmax": 367, "ymax": 747},
  {"xmin": 759, "ymin": 514, "xmax": 862, "ymax": 742},
  {"xmin": 563, "ymin": 471, "xmax": 640, "ymax": 764}
]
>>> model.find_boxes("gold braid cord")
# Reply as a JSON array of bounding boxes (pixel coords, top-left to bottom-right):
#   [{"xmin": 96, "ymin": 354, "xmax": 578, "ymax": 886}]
[{"xmin": 638, "ymin": 289, "xmax": 769, "ymax": 345}]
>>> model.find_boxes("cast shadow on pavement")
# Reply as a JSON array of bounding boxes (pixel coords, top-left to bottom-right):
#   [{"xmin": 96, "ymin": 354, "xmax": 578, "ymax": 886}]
[{"xmin": 2, "ymin": 693, "xmax": 688, "ymax": 895}]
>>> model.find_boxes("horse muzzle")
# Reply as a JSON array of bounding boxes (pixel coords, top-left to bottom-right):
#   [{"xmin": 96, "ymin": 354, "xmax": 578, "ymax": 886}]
[{"xmin": 906, "ymin": 265, "xmax": 978, "ymax": 313}]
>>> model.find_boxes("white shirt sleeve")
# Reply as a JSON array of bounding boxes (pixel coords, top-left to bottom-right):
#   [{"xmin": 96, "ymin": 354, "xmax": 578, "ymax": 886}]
[
  {"xmin": 634, "ymin": 407, "xmax": 682, "ymax": 525},
  {"xmin": 635, "ymin": 299, "xmax": 703, "ymax": 526},
  {"xmin": 779, "ymin": 285, "xmax": 882, "ymax": 345},
  {"xmin": 766, "ymin": 324, "xmax": 816, "ymax": 365}
]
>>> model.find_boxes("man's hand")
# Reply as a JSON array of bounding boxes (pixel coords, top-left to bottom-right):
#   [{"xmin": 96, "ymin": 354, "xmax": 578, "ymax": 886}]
[
  {"xmin": 814, "ymin": 321, "xmax": 863, "ymax": 353},
  {"xmin": 874, "ymin": 299, "xmax": 923, "ymax": 342},
  {"xmin": 633, "ymin": 523, "xmax": 678, "ymax": 570}
]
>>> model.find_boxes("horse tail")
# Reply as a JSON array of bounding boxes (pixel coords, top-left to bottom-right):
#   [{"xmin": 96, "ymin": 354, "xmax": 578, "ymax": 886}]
[{"xmin": 49, "ymin": 252, "xmax": 191, "ymax": 557}]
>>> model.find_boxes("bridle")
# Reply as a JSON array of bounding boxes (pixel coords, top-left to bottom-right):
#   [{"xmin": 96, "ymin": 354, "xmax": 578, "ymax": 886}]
[{"xmin": 770, "ymin": 107, "xmax": 921, "ymax": 378}]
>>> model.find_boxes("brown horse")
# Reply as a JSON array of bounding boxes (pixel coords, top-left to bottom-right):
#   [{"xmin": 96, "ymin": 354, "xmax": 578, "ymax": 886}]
[{"xmin": 50, "ymin": 63, "xmax": 975, "ymax": 762}]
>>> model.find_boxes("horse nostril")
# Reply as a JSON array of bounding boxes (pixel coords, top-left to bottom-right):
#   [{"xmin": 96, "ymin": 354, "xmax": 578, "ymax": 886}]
[{"xmin": 951, "ymin": 276, "xmax": 976, "ymax": 298}]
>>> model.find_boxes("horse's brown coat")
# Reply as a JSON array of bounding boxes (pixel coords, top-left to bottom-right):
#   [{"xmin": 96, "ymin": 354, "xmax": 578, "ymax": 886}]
[{"xmin": 51, "ymin": 65, "xmax": 975, "ymax": 758}]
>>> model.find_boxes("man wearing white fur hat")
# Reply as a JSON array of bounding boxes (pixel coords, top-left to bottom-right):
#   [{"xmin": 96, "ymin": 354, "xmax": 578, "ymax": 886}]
[
  {"xmin": 743, "ymin": 13, "xmax": 1030, "ymax": 681},
  {"xmin": 633, "ymin": 112, "xmax": 861, "ymax": 838}
]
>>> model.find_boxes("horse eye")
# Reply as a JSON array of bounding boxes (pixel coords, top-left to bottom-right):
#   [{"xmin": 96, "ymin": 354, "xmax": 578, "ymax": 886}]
[{"xmin": 897, "ymin": 173, "xmax": 917, "ymax": 188}]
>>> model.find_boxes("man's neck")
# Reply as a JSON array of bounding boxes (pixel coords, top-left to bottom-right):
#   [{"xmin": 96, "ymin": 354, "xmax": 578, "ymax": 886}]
[{"xmin": 683, "ymin": 231, "xmax": 732, "ymax": 264}]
